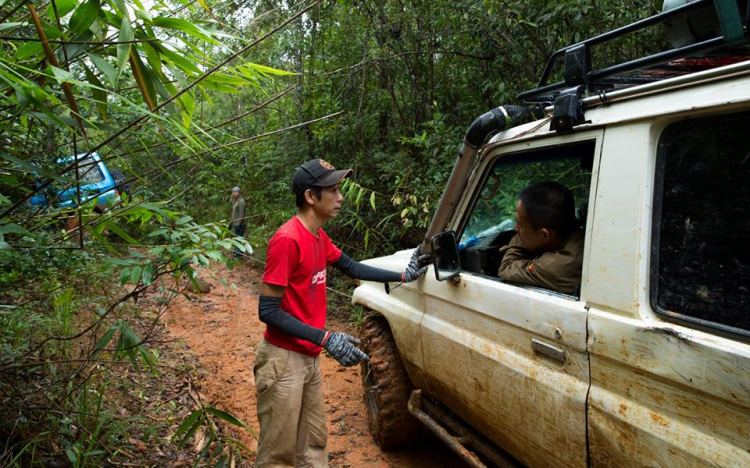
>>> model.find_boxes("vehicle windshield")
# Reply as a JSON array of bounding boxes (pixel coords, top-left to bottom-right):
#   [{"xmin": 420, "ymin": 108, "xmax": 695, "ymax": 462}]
[
  {"xmin": 75, "ymin": 157, "xmax": 105, "ymax": 185},
  {"xmin": 463, "ymin": 164, "xmax": 588, "ymax": 242},
  {"xmin": 461, "ymin": 143, "xmax": 594, "ymax": 245}
]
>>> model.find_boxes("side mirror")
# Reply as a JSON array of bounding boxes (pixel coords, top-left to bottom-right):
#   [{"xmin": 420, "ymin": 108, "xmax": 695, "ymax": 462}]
[{"xmin": 430, "ymin": 231, "xmax": 462, "ymax": 281}]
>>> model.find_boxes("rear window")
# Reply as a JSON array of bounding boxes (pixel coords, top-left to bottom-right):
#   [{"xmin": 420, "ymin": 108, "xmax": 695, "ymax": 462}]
[
  {"xmin": 78, "ymin": 157, "xmax": 104, "ymax": 184},
  {"xmin": 652, "ymin": 111, "xmax": 750, "ymax": 338}
]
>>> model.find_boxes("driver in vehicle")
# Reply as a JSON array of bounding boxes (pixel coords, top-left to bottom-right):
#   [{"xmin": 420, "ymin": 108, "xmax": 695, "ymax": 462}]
[{"xmin": 498, "ymin": 181, "xmax": 584, "ymax": 295}]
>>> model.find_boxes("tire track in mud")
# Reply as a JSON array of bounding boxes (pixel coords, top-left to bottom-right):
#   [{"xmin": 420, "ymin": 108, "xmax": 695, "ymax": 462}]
[{"xmin": 163, "ymin": 262, "xmax": 466, "ymax": 467}]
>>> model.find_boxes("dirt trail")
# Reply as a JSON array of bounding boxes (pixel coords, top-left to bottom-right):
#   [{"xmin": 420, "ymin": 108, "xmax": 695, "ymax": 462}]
[{"xmin": 163, "ymin": 262, "xmax": 466, "ymax": 467}]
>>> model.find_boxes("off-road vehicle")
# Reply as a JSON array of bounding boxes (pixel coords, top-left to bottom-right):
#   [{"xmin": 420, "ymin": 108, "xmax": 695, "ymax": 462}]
[
  {"xmin": 29, "ymin": 152, "xmax": 124, "ymax": 213},
  {"xmin": 355, "ymin": 1, "xmax": 750, "ymax": 466}
]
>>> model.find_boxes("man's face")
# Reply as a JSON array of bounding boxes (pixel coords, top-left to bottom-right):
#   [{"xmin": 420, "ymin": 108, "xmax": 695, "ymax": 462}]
[
  {"xmin": 232, "ymin": 190, "xmax": 240, "ymax": 200},
  {"xmin": 310, "ymin": 183, "xmax": 343, "ymax": 219},
  {"xmin": 515, "ymin": 200, "xmax": 548, "ymax": 253}
]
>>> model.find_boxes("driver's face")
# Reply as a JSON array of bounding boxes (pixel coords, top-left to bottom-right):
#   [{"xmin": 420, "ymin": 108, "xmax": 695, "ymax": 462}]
[{"xmin": 515, "ymin": 201, "xmax": 547, "ymax": 252}]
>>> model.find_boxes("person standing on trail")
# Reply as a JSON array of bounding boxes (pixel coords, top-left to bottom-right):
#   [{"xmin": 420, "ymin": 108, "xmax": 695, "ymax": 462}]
[
  {"xmin": 229, "ymin": 186, "xmax": 246, "ymax": 259},
  {"xmin": 254, "ymin": 158, "xmax": 429, "ymax": 468}
]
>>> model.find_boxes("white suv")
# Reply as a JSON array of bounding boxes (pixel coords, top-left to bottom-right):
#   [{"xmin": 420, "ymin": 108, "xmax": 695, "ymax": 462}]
[{"xmin": 354, "ymin": 1, "xmax": 750, "ymax": 467}]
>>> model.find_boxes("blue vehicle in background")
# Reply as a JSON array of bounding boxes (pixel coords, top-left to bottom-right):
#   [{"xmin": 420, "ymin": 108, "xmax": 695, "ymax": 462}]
[{"xmin": 30, "ymin": 153, "xmax": 127, "ymax": 214}]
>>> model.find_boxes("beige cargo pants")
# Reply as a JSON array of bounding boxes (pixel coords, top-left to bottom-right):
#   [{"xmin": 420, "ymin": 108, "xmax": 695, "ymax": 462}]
[{"xmin": 253, "ymin": 340, "xmax": 328, "ymax": 468}]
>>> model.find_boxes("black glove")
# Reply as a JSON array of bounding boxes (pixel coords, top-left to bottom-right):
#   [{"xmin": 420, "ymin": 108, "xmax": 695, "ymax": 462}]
[
  {"xmin": 402, "ymin": 247, "xmax": 431, "ymax": 283},
  {"xmin": 321, "ymin": 332, "xmax": 369, "ymax": 367}
]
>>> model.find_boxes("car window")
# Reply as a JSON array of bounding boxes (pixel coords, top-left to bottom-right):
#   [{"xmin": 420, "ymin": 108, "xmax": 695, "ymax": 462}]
[
  {"xmin": 78, "ymin": 157, "xmax": 105, "ymax": 184},
  {"xmin": 652, "ymin": 110, "xmax": 750, "ymax": 338},
  {"xmin": 458, "ymin": 140, "xmax": 595, "ymax": 286}
]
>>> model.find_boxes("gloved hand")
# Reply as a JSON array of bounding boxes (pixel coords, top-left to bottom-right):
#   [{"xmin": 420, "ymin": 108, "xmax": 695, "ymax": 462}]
[
  {"xmin": 321, "ymin": 332, "xmax": 369, "ymax": 367},
  {"xmin": 402, "ymin": 247, "xmax": 431, "ymax": 283}
]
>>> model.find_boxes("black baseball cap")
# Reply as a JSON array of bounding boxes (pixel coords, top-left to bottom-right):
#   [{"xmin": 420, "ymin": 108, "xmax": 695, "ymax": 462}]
[{"xmin": 292, "ymin": 159, "xmax": 352, "ymax": 195}]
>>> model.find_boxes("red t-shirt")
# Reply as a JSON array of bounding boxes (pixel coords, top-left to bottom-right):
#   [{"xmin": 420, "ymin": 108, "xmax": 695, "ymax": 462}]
[{"xmin": 262, "ymin": 216, "xmax": 342, "ymax": 356}]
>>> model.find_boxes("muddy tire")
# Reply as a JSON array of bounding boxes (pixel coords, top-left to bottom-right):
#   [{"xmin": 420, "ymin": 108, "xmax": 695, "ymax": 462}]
[{"xmin": 360, "ymin": 314, "xmax": 422, "ymax": 449}]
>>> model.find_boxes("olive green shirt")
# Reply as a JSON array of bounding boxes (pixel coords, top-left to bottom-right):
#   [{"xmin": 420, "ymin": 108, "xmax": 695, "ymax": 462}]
[
  {"xmin": 497, "ymin": 229, "xmax": 584, "ymax": 295},
  {"xmin": 229, "ymin": 196, "xmax": 246, "ymax": 228}
]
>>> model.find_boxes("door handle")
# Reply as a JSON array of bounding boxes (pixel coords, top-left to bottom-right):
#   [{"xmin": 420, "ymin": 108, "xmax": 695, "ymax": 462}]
[{"xmin": 532, "ymin": 338, "xmax": 566, "ymax": 363}]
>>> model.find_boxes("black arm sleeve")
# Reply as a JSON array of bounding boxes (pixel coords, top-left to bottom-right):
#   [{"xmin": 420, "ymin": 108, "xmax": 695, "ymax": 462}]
[
  {"xmin": 332, "ymin": 252, "xmax": 402, "ymax": 283},
  {"xmin": 258, "ymin": 295, "xmax": 326, "ymax": 345}
]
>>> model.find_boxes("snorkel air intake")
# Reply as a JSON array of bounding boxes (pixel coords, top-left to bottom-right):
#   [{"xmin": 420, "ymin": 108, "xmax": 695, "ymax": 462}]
[
  {"xmin": 423, "ymin": 105, "xmax": 544, "ymax": 252},
  {"xmin": 464, "ymin": 105, "xmax": 537, "ymax": 147}
]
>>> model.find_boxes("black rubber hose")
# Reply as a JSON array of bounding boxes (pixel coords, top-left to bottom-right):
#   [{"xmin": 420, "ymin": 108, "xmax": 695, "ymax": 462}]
[{"xmin": 463, "ymin": 105, "xmax": 544, "ymax": 148}]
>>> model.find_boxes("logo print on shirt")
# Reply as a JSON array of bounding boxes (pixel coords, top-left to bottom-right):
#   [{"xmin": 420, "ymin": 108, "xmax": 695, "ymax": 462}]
[{"xmin": 312, "ymin": 269, "xmax": 326, "ymax": 285}]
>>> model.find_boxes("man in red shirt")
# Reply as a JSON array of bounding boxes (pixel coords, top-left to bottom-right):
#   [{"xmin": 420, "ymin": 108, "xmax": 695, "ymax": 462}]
[{"xmin": 255, "ymin": 159, "xmax": 428, "ymax": 467}]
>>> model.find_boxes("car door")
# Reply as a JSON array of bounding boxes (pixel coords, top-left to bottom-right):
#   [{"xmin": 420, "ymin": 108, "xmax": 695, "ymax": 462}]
[
  {"xmin": 586, "ymin": 110, "xmax": 750, "ymax": 467},
  {"xmin": 419, "ymin": 132, "xmax": 603, "ymax": 468}
]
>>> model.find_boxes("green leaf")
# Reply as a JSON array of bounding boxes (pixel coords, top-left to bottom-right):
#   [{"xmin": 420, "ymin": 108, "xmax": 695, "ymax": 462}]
[
  {"xmin": 111, "ymin": 0, "xmax": 130, "ymax": 20},
  {"xmin": 49, "ymin": 66, "xmax": 74, "ymax": 84},
  {"xmin": 15, "ymin": 42, "xmax": 43, "ymax": 61},
  {"xmin": 0, "ymin": 153, "xmax": 68, "ymax": 182},
  {"xmin": 87, "ymin": 53, "xmax": 117, "ymax": 86},
  {"xmin": 47, "ymin": 0, "xmax": 76, "ymax": 18},
  {"xmin": 160, "ymin": 48, "xmax": 201, "ymax": 75},
  {"xmin": 196, "ymin": 0, "xmax": 214, "ymax": 16},
  {"xmin": 355, "ymin": 188, "xmax": 363, "ymax": 209},
  {"xmin": 242, "ymin": 62, "xmax": 298, "ymax": 76},
  {"xmin": 129, "ymin": 266, "xmax": 142, "ymax": 284},
  {"xmin": 143, "ymin": 43, "xmax": 163, "ymax": 78},
  {"xmin": 141, "ymin": 265, "xmax": 154, "ymax": 286},
  {"xmin": 205, "ymin": 407, "xmax": 249, "ymax": 429},
  {"xmin": 91, "ymin": 324, "xmax": 119, "ymax": 357},
  {"xmin": 90, "ymin": 223, "xmax": 118, "ymax": 253},
  {"xmin": 175, "ymin": 216, "xmax": 192, "ymax": 225},
  {"xmin": 83, "ymin": 64, "xmax": 107, "ymax": 121},
  {"xmin": 82, "ymin": 450, "xmax": 106, "ymax": 457},
  {"xmin": 370, "ymin": 192, "xmax": 376, "ymax": 211},
  {"xmin": 120, "ymin": 268, "xmax": 130, "ymax": 285},
  {"xmin": 105, "ymin": 221, "xmax": 138, "ymax": 245},
  {"xmin": 116, "ymin": 17, "xmax": 133, "ymax": 81},
  {"xmin": 0, "ymin": 22, "xmax": 25, "ymax": 33},
  {"xmin": 134, "ymin": 9, "xmax": 152, "ymax": 23},
  {"xmin": 66, "ymin": 448, "xmax": 77, "ymax": 463},
  {"xmin": 172, "ymin": 409, "xmax": 202, "ymax": 441},
  {"xmin": 106, "ymin": 257, "xmax": 137, "ymax": 266},
  {"xmin": 148, "ymin": 228, "xmax": 168, "ymax": 237},
  {"xmin": 135, "ymin": 54, "xmax": 164, "ymax": 104},
  {"xmin": 200, "ymin": 79, "xmax": 243, "ymax": 94},
  {"xmin": 152, "ymin": 17, "xmax": 217, "ymax": 44},
  {"xmin": 173, "ymin": 409, "xmax": 203, "ymax": 446},
  {"xmin": 0, "ymin": 223, "xmax": 30, "ymax": 236},
  {"xmin": 69, "ymin": 0, "xmax": 100, "ymax": 34}
]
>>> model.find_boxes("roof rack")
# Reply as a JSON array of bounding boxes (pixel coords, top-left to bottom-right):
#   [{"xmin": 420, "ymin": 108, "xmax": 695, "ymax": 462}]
[{"xmin": 517, "ymin": 0, "xmax": 750, "ymax": 103}]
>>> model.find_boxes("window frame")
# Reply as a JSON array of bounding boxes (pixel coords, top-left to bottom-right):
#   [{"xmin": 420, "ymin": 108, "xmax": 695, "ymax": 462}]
[
  {"xmin": 453, "ymin": 138, "xmax": 598, "ymax": 299},
  {"xmin": 650, "ymin": 112, "xmax": 750, "ymax": 341}
]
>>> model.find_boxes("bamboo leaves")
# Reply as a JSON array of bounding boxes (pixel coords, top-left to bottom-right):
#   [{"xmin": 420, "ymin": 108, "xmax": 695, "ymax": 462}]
[
  {"xmin": 152, "ymin": 17, "xmax": 219, "ymax": 45},
  {"xmin": 68, "ymin": 0, "xmax": 100, "ymax": 35},
  {"xmin": 91, "ymin": 319, "xmax": 156, "ymax": 373},
  {"xmin": 116, "ymin": 17, "xmax": 133, "ymax": 81},
  {"xmin": 87, "ymin": 52, "xmax": 117, "ymax": 86}
]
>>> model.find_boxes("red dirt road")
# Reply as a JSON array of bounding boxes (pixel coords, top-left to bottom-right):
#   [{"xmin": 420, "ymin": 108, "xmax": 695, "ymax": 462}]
[{"xmin": 164, "ymin": 262, "xmax": 466, "ymax": 467}]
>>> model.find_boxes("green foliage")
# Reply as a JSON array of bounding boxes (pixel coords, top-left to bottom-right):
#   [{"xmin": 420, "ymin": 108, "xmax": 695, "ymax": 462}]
[
  {"xmin": 177, "ymin": 0, "xmax": 661, "ymax": 256},
  {"xmin": 172, "ymin": 406, "xmax": 255, "ymax": 466},
  {"xmin": 0, "ymin": 0, "xmax": 668, "ymax": 464},
  {"xmin": 0, "ymin": 262, "xmax": 138, "ymax": 466}
]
